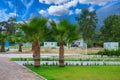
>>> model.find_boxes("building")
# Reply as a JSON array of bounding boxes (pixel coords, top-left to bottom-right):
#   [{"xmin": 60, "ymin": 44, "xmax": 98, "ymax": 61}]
[
  {"xmin": 72, "ymin": 39, "xmax": 87, "ymax": 48},
  {"xmin": 104, "ymin": 42, "xmax": 119, "ymax": 50},
  {"xmin": 44, "ymin": 42, "xmax": 57, "ymax": 47}
]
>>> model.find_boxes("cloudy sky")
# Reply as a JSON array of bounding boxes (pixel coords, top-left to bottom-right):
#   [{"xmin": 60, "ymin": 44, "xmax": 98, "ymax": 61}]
[{"xmin": 0, "ymin": 0, "xmax": 119, "ymax": 23}]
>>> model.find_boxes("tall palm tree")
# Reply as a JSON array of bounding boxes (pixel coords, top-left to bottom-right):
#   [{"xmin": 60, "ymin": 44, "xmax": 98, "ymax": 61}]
[
  {"xmin": 50, "ymin": 20, "xmax": 80, "ymax": 67},
  {"xmin": 21, "ymin": 17, "xmax": 49, "ymax": 67}
]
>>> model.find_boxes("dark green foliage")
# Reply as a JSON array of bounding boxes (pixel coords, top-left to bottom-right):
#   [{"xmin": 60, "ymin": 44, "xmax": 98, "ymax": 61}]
[
  {"xmin": 21, "ymin": 17, "xmax": 49, "ymax": 42},
  {"xmin": 75, "ymin": 9, "xmax": 98, "ymax": 46},
  {"xmin": 97, "ymin": 49, "xmax": 120, "ymax": 56},
  {"xmin": 0, "ymin": 32, "xmax": 9, "ymax": 41},
  {"xmin": 100, "ymin": 15, "xmax": 120, "ymax": 42},
  {"xmin": 50, "ymin": 19, "xmax": 80, "ymax": 43}
]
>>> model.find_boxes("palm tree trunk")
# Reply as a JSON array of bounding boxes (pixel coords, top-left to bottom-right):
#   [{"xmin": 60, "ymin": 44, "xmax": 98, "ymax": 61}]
[
  {"xmin": 18, "ymin": 43, "xmax": 22, "ymax": 52},
  {"xmin": 59, "ymin": 41, "xmax": 64, "ymax": 67},
  {"xmin": 33, "ymin": 40, "xmax": 40, "ymax": 67},
  {"xmin": 32, "ymin": 42, "xmax": 34, "ymax": 51},
  {"xmin": 1, "ymin": 40, "xmax": 5, "ymax": 52}
]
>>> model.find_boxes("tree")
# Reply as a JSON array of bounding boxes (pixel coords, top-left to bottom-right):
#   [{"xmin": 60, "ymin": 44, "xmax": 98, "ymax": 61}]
[
  {"xmin": 7, "ymin": 17, "xmax": 16, "ymax": 36},
  {"xmin": 0, "ymin": 17, "xmax": 16, "ymax": 52},
  {"xmin": 0, "ymin": 17, "xmax": 16, "ymax": 36},
  {"xmin": 21, "ymin": 17, "xmax": 49, "ymax": 67},
  {"xmin": 11, "ymin": 34, "xmax": 25, "ymax": 52},
  {"xmin": 0, "ymin": 32, "xmax": 8, "ymax": 52},
  {"xmin": 75, "ymin": 9, "xmax": 98, "ymax": 46},
  {"xmin": 50, "ymin": 19, "xmax": 80, "ymax": 67},
  {"xmin": 100, "ymin": 15, "xmax": 120, "ymax": 42}
]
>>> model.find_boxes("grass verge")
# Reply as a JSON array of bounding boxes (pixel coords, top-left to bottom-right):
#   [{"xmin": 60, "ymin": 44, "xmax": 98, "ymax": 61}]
[{"xmin": 26, "ymin": 65, "xmax": 120, "ymax": 80}]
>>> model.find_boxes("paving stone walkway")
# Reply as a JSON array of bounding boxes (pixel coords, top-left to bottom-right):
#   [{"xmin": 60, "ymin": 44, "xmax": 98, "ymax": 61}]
[{"xmin": 0, "ymin": 57, "xmax": 43, "ymax": 80}]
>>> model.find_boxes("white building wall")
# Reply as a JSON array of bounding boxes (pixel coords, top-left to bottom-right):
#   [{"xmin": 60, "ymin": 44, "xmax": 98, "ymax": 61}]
[
  {"xmin": 44, "ymin": 42, "xmax": 57, "ymax": 47},
  {"xmin": 104, "ymin": 42, "xmax": 119, "ymax": 50}
]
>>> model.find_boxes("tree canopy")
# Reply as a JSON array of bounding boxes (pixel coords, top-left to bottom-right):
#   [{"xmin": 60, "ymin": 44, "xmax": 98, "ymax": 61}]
[
  {"xmin": 100, "ymin": 15, "xmax": 120, "ymax": 42},
  {"xmin": 50, "ymin": 19, "xmax": 80, "ymax": 43},
  {"xmin": 75, "ymin": 9, "xmax": 98, "ymax": 46},
  {"xmin": 21, "ymin": 17, "xmax": 49, "ymax": 42}
]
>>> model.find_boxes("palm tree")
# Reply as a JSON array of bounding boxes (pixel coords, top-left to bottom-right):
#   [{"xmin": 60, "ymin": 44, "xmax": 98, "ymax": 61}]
[
  {"xmin": 50, "ymin": 20, "xmax": 80, "ymax": 67},
  {"xmin": 0, "ymin": 32, "xmax": 8, "ymax": 52},
  {"xmin": 10, "ymin": 23, "xmax": 25, "ymax": 52},
  {"xmin": 11, "ymin": 34, "xmax": 25, "ymax": 52},
  {"xmin": 21, "ymin": 17, "xmax": 49, "ymax": 67},
  {"xmin": 0, "ymin": 17, "xmax": 16, "ymax": 52}
]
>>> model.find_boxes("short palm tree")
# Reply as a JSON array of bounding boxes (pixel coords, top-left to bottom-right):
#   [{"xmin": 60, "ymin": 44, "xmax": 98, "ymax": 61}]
[
  {"xmin": 11, "ymin": 34, "xmax": 25, "ymax": 52},
  {"xmin": 0, "ymin": 32, "xmax": 8, "ymax": 52},
  {"xmin": 50, "ymin": 20, "xmax": 80, "ymax": 67},
  {"xmin": 21, "ymin": 17, "xmax": 49, "ymax": 67}
]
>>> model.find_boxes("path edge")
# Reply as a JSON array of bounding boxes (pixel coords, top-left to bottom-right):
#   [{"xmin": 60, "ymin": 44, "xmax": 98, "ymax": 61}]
[{"xmin": 17, "ymin": 63, "xmax": 47, "ymax": 80}]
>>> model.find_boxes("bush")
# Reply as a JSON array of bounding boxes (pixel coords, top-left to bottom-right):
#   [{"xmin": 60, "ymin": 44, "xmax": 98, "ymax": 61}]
[{"xmin": 97, "ymin": 49, "xmax": 120, "ymax": 56}]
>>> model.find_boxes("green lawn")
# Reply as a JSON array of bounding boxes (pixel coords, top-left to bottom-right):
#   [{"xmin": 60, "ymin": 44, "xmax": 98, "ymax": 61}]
[{"xmin": 26, "ymin": 66, "xmax": 120, "ymax": 80}]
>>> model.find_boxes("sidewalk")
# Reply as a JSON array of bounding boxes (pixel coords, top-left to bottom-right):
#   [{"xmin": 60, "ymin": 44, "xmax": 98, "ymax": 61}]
[{"xmin": 0, "ymin": 57, "xmax": 43, "ymax": 80}]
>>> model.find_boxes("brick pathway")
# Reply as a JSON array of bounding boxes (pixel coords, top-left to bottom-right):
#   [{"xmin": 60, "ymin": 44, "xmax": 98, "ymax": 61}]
[{"xmin": 0, "ymin": 57, "xmax": 43, "ymax": 80}]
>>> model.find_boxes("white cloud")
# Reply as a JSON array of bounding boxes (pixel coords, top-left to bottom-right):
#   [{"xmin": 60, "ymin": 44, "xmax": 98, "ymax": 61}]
[
  {"xmin": 39, "ymin": 0, "xmax": 118, "ymax": 16},
  {"xmin": 0, "ymin": 9, "xmax": 17, "ymax": 22},
  {"xmin": 7, "ymin": 1, "xmax": 14, "ymax": 8},
  {"xmin": 21, "ymin": 0, "xmax": 34, "ymax": 9},
  {"xmin": 79, "ymin": 0, "xmax": 117, "ymax": 6},
  {"xmin": 39, "ymin": 0, "xmax": 117, "ymax": 6},
  {"xmin": 47, "ymin": 0, "xmax": 78, "ymax": 16},
  {"xmin": 27, "ymin": 0, "xmax": 34, "ymax": 9},
  {"xmin": 75, "ymin": 8, "xmax": 81, "ymax": 14},
  {"xmin": 9, "ymin": 13, "xmax": 17, "ymax": 17},
  {"xmin": 64, "ymin": 0, "xmax": 78, "ymax": 8},
  {"xmin": 21, "ymin": 0, "xmax": 34, "ymax": 19},
  {"xmin": 0, "ymin": 9, "xmax": 9, "ymax": 22},
  {"xmin": 69, "ymin": 10, "xmax": 73, "ymax": 15},
  {"xmin": 39, "ymin": 0, "xmax": 68, "ymax": 5},
  {"xmin": 88, "ymin": 6, "xmax": 94, "ymax": 12},
  {"xmin": 39, "ymin": 10, "xmax": 47, "ymax": 16},
  {"xmin": 48, "ymin": 5, "xmax": 69, "ymax": 16}
]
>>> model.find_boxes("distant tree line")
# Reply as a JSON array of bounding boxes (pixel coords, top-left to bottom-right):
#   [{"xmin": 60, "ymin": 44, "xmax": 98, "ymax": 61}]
[{"xmin": 75, "ymin": 9, "xmax": 120, "ymax": 47}]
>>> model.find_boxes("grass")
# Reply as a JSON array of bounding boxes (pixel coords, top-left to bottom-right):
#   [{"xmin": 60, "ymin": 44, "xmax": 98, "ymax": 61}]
[
  {"xmin": 11, "ymin": 58, "xmax": 33, "ymax": 61},
  {"xmin": 11, "ymin": 57, "xmax": 120, "ymax": 61},
  {"xmin": 26, "ymin": 65, "xmax": 120, "ymax": 80}
]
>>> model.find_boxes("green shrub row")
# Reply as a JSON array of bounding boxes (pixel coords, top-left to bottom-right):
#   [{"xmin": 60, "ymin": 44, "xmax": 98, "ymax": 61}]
[
  {"xmin": 11, "ymin": 57, "xmax": 120, "ymax": 61},
  {"xmin": 97, "ymin": 49, "xmax": 120, "ymax": 56}
]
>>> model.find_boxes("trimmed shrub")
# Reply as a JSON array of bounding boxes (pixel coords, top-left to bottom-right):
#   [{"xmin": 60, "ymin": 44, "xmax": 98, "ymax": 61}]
[{"xmin": 97, "ymin": 49, "xmax": 120, "ymax": 56}]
